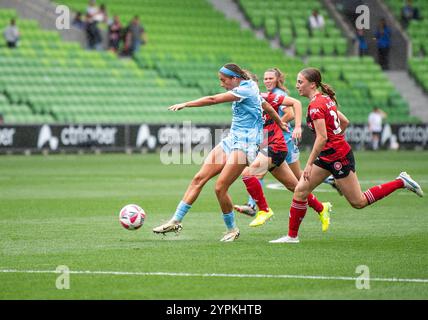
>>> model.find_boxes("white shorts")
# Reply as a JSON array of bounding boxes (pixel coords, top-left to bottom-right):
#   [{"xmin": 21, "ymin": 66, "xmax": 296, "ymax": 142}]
[
  {"xmin": 285, "ymin": 138, "xmax": 300, "ymax": 164},
  {"xmin": 220, "ymin": 130, "xmax": 261, "ymax": 164}
]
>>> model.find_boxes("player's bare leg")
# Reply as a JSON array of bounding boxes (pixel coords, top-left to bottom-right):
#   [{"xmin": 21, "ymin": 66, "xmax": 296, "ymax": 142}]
[
  {"xmin": 288, "ymin": 160, "xmax": 302, "ymax": 180},
  {"xmin": 270, "ymin": 162, "xmax": 299, "ymax": 192},
  {"xmin": 182, "ymin": 145, "xmax": 227, "ymax": 205},
  {"xmin": 215, "ymin": 150, "xmax": 248, "ymax": 241},
  {"xmin": 153, "ymin": 145, "xmax": 226, "ymax": 235},
  {"xmin": 333, "ymin": 172, "xmax": 368, "ymax": 209}
]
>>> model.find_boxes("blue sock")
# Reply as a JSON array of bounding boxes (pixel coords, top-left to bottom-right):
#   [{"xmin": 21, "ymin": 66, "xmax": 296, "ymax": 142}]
[
  {"xmin": 247, "ymin": 195, "xmax": 256, "ymax": 208},
  {"xmin": 172, "ymin": 200, "xmax": 191, "ymax": 222},
  {"xmin": 222, "ymin": 211, "xmax": 236, "ymax": 230},
  {"xmin": 247, "ymin": 178, "xmax": 264, "ymax": 208}
]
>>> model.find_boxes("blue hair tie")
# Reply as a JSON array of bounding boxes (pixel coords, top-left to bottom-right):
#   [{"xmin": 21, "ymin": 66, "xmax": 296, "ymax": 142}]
[{"xmin": 219, "ymin": 66, "xmax": 242, "ymax": 78}]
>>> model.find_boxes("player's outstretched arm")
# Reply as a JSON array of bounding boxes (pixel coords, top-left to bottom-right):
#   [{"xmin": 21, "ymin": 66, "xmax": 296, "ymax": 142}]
[{"xmin": 168, "ymin": 92, "xmax": 239, "ymax": 111}]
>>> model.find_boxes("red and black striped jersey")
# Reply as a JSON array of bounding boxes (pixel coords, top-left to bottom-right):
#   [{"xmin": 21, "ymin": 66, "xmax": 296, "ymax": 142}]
[{"xmin": 261, "ymin": 92, "xmax": 287, "ymax": 152}]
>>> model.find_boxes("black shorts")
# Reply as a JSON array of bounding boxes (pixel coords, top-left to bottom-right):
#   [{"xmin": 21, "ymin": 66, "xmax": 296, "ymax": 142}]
[
  {"xmin": 314, "ymin": 150, "xmax": 356, "ymax": 179},
  {"xmin": 260, "ymin": 146, "xmax": 287, "ymax": 170},
  {"xmin": 265, "ymin": 147, "xmax": 287, "ymax": 171}
]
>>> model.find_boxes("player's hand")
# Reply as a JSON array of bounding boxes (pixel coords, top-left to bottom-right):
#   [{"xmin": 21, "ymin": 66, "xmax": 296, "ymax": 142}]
[
  {"xmin": 303, "ymin": 164, "xmax": 313, "ymax": 181},
  {"xmin": 292, "ymin": 126, "xmax": 302, "ymax": 145},
  {"xmin": 169, "ymin": 103, "xmax": 187, "ymax": 111},
  {"xmin": 279, "ymin": 122, "xmax": 289, "ymax": 132},
  {"xmin": 292, "ymin": 126, "xmax": 302, "ymax": 140}
]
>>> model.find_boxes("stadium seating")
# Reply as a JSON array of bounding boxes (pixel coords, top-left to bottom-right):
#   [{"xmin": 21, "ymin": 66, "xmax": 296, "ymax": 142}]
[
  {"xmin": 236, "ymin": 0, "xmax": 414, "ymax": 123},
  {"xmin": 0, "ymin": 8, "xmax": 234, "ymax": 124},
  {"xmin": 238, "ymin": 0, "xmax": 346, "ymax": 55},
  {"xmin": 0, "ymin": 1, "xmax": 419, "ymax": 124},
  {"xmin": 385, "ymin": 0, "xmax": 428, "ymax": 94}
]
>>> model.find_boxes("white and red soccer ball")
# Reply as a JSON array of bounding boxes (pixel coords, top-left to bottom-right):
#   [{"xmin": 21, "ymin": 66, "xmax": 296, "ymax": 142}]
[{"xmin": 119, "ymin": 204, "xmax": 145, "ymax": 230}]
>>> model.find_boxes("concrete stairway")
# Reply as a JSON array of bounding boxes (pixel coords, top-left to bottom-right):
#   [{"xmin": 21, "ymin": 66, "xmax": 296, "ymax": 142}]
[
  {"xmin": 0, "ymin": 0, "xmax": 87, "ymax": 46},
  {"xmin": 208, "ymin": 0, "xmax": 293, "ymax": 55},
  {"xmin": 386, "ymin": 71, "xmax": 428, "ymax": 122}
]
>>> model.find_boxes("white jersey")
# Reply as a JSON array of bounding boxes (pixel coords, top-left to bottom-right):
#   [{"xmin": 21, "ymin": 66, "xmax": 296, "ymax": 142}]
[{"xmin": 368, "ymin": 112, "xmax": 383, "ymax": 132}]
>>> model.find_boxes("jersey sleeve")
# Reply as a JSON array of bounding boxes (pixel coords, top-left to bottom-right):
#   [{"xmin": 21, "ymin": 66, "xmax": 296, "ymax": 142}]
[
  {"xmin": 271, "ymin": 94, "xmax": 285, "ymax": 106},
  {"xmin": 229, "ymin": 85, "xmax": 251, "ymax": 102},
  {"xmin": 308, "ymin": 102, "xmax": 325, "ymax": 121}
]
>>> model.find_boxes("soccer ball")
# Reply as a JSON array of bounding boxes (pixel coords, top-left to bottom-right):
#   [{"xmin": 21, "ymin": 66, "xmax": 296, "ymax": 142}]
[{"xmin": 119, "ymin": 204, "xmax": 145, "ymax": 230}]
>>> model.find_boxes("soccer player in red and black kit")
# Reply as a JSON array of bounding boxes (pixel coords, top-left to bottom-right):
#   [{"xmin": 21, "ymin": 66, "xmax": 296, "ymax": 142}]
[
  {"xmin": 270, "ymin": 68, "xmax": 424, "ymax": 244},
  {"xmin": 238, "ymin": 71, "xmax": 332, "ymax": 230}
]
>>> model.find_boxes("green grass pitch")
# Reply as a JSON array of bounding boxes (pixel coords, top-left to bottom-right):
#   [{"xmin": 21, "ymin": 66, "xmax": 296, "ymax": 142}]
[{"xmin": 0, "ymin": 151, "xmax": 427, "ymax": 299}]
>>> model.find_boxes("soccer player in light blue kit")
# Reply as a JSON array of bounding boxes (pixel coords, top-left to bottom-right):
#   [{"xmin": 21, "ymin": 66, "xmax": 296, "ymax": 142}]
[{"xmin": 153, "ymin": 63, "xmax": 287, "ymax": 241}]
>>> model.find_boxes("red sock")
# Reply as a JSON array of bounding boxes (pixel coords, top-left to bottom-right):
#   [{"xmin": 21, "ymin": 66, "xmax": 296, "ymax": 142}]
[
  {"xmin": 363, "ymin": 179, "xmax": 404, "ymax": 205},
  {"xmin": 307, "ymin": 193, "xmax": 324, "ymax": 213},
  {"xmin": 242, "ymin": 176, "xmax": 269, "ymax": 212},
  {"xmin": 288, "ymin": 199, "xmax": 308, "ymax": 238}
]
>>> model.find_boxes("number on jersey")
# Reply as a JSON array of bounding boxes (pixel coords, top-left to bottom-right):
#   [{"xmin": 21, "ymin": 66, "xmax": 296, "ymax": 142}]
[{"xmin": 329, "ymin": 110, "xmax": 342, "ymax": 134}]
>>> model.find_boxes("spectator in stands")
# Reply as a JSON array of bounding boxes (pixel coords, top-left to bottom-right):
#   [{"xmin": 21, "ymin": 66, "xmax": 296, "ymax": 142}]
[
  {"xmin": 122, "ymin": 16, "xmax": 146, "ymax": 57},
  {"xmin": 108, "ymin": 15, "xmax": 122, "ymax": 53},
  {"xmin": 72, "ymin": 12, "xmax": 85, "ymax": 30},
  {"xmin": 85, "ymin": 13, "xmax": 103, "ymax": 50},
  {"xmin": 95, "ymin": 4, "xmax": 109, "ymax": 25},
  {"xmin": 86, "ymin": 0, "xmax": 98, "ymax": 19},
  {"xmin": 308, "ymin": 9, "xmax": 325, "ymax": 36},
  {"xmin": 374, "ymin": 19, "xmax": 391, "ymax": 70},
  {"xmin": 401, "ymin": 0, "xmax": 420, "ymax": 29},
  {"xmin": 368, "ymin": 107, "xmax": 387, "ymax": 151},
  {"xmin": 3, "ymin": 18, "xmax": 20, "ymax": 48},
  {"xmin": 355, "ymin": 28, "xmax": 368, "ymax": 57}
]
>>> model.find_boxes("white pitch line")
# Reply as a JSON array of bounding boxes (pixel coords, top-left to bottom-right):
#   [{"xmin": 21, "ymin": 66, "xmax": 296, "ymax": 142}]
[{"xmin": 0, "ymin": 269, "xmax": 427, "ymax": 284}]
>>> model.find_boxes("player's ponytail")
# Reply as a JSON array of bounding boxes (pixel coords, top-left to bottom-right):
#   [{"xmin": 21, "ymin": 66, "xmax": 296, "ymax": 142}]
[
  {"xmin": 243, "ymin": 69, "xmax": 258, "ymax": 83},
  {"xmin": 300, "ymin": 67, "xmax": 338, "ymax": 105},
  {"xmin": 320, "ymin": 82, "xmax": 337, "ymax": 105}
]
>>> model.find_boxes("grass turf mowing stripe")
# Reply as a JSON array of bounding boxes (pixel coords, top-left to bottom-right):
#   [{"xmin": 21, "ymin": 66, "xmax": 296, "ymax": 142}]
[{"xmin": 1, "ymin": 269, "xmax": 427, "ymax": 284}]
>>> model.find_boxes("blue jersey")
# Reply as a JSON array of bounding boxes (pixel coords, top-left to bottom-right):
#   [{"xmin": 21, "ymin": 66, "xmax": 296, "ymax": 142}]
[
  {"xmin": 229, "ymin": 80, "xmax": 263, "ymax": 136},
  {"xmin": 273, "ymin": 88, "xmax": 294, "ymax": 143}
]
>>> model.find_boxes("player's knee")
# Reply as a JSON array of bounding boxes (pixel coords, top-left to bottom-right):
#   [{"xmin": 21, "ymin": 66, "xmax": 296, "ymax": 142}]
[
  {"xmin": 241, "ymin": 171, "xmax": 251, "ymax": 179},
  {"xmin": 350, "ymin": 199, "xmax": 366, "ymax": 209},
  {"xmin": 294, "ymin": 184, "xmax": 309, "ymax": 200},
  {"xmin": 191, "ymin": 173, "xmax": 207, "ymax": 189},
  {"xmin": 214, "ymin": 182, "xmax": 227, "ymax": 196}
]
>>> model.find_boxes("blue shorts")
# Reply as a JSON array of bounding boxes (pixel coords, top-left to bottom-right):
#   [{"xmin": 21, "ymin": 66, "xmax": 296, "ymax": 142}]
[
  {"xmin": 220, "ymin": 130, "xmax": 261, "ymax": 164},
  {"xmin": 285, "ymin": 138, "xmax": 300, "ymax": 164}
]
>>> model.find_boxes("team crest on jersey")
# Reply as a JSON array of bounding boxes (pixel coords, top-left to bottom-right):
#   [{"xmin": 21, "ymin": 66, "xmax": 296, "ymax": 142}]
[{"xmin": 333, "ymin": 161, "xmax": 343, "ymax": 171}]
